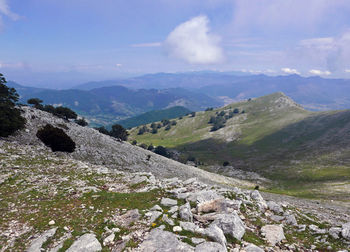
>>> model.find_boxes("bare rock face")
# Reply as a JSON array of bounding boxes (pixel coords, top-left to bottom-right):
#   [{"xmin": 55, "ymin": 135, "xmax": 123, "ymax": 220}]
[
  {"xmin": 66, "ymin": 233, "xmax": 102, "ymax": 252},
  {"xmin": 161, "ymin": 198, "xmax": 178, "ymax": 207},
  {"xmin": 179, "ymin": 202, "xmax": 193, "ymax": 222},
  {"xmin": 261, "ymin": 225, "xmax": 285, "ymax": 246},
  {"xmin": 341, "ymin": 222, "xmax": 350, "ymax": 240},
  {"xmin": 138, "ymin": 228, "xmax": 194, "ymax": 252},
  {"xmin": 211, "ymin": 213, "xmax": 246, "ymax": 240},
  {"xmin": 188, "ymin": 190, "xmax": 224, "ymax": 204},
  {"xmin": 26, "ymin": 228, "xmax": 57, "ymax": 252}
]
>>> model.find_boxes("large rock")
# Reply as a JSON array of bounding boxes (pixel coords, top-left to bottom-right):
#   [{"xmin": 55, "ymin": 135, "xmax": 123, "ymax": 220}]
[
  {"xmin": 261, "ymin": 225, "xmax": 285, "ymax": 246},
  {"xmin": 188, "ymin": 190, "xmax": 224, "ymax": 204},
  {"xmin": 250, "ymin": 190, "xmax": 264, "ymax": 202},
  {"xmin": 27, "ymin": 228, "xmax": 57, "ymax": 252},
  {"xmin": 161, "ymin": 198, "xmax": 178, "ymax": 207},
  {"xmin": 116, "ymin": 209, "xmax": 140, "ymax": 227},
  {"xmin": 211, "ymin": 213, "xmax": 245, "ymax": 240},
  {"xmin": 139, "ymin": 228, "xmax": 194, "ymax": 252},
  {"xmin": 197, "ymin": 199, "xmax": 227, "ymax": 213},
  {"xmin": 179, "ymin": 202, "xmax": 193, "ymax": 222},
  {"xmin": 204, "ymin": 224, "xmax": 227, "ymax": 247},
  {"xmin": 341, "ymin": 222, "xmax": 350, "ymax": 240},
  {"xmin": 267, "ymin": 201, "xmax": 283, "ymax": 215},
  {"xmin": 195, "ymin": 242, "xmax": 226, "ymax": 252},
  {"xmin": 244, "ymin": 243, "xmax": 264, "ymax": 252},
  {"xmin": 66, "ymin": 233, "xmax": 102, "ymax": 252},
  {"xmin": 329, "ymin": 227, "xmax": 342, "ymax": 239}
]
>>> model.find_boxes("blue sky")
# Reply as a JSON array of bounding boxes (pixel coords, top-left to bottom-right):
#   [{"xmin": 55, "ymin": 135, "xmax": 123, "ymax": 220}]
[{"xmin": 0, "ymin": 0, "xmax": 350, "ymax": 88}]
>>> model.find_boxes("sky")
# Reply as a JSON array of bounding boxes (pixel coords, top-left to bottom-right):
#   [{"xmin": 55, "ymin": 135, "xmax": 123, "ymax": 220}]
[{"xmin": 0, "ymin": 0, "xmax": 350, "ymax": 88}]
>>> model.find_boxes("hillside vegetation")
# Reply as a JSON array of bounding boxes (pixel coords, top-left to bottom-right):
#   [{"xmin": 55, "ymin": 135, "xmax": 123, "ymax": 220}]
[
  {"xmin": 117, "ymin": 106, "xmax": 191, "ymax": 129},
  {"xmin": 129, "ymin": 92, "xmax": 350, "ymax": 200}
]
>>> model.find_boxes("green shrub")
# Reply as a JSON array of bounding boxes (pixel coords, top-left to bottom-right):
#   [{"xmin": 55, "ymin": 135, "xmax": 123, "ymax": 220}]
[
  {"xmin": 223, "ymin": 161, "xmax": 229, "ymax": 166},
  {"xmin": 110, "ymin": 124, "xmax": 129, "ymax": 141},
  {"xmin": 0, "ymin": 74, "xmax": 26, "ymax": 137},
  {"xmin": 154, "ymin": 146, "xmax": 170, "ymax": 158},
  {"xmin": 75, "ymin": 118, "xmax": 88, "ymax": 127},
  {"xmin": 36, "ymin": 124, "xmax": 75, "ymax": 152}
]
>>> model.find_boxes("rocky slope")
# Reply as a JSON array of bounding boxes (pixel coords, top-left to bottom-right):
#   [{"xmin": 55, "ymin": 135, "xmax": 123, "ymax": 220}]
[{"xmin": 1, "ymin": 107, "xmax": 350, "ymax": 251}]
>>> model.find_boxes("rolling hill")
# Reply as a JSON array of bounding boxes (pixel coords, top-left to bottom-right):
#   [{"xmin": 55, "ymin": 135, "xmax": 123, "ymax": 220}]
[{"xmin": 129, "ymin": 92, "xmax": 350, "ymax": 200}]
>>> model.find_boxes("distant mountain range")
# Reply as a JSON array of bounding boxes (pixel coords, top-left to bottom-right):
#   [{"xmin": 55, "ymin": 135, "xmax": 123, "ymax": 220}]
[
  {"xmin": 7, "ymin": 71, "xmax": 350, "ymax": 126},
  {"xmin": 7, "ymin": 81, "xmax": 221, "ymax": 126}
]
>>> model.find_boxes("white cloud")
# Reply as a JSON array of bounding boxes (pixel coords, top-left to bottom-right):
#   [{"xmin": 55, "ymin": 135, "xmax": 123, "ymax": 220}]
[
  {"xmin": 115, "ymin": 63, "xmax": 122, "ymax": 67},
  {"xmin": 309, "ymin": 69, "xmax": 331, "ymax": 76},
  {"xmin": 0, "ymin": 0, "xmax": 19, "ymax": 20},
  {"xmin": 297, "ymin": 30, "xmax": 350, "ymax": 72},
  {"xmin": 164, "ymin": 15, "xmax": 224, "ymax": 64},
  {"xmin": 131, "ymin": 42, "xmax": 162, "ymax": 48},
  {"xmin": 281, "ymin": 68, "xmax": 300, "ymax": 75},
  {"xmin": 345, "ymin": 69, "xmax": 350, "ymax": 73}
]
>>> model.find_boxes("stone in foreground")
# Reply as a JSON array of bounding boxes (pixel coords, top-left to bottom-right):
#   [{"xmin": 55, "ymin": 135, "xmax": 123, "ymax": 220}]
[
  {"xmin": 261, "ymin": 225, "xmax": 285, "ymax": 246},
  {"xmin": 139, "ymin": 228, "xmax": 194, "ymax": 252},
  {"xmin": 195, "ymin": 242, "xmax": 226, "ymax": 252},
  {"xmin": 212, "ymin": 213, "xmax": 245, "ymax": 240},
  {"xmin": 66, "ymin": 233, "xmax": 102, "ymax": 252},
  {"xmin": 26, "ymin": 228, "xmax": 57, "ymax": 252}
]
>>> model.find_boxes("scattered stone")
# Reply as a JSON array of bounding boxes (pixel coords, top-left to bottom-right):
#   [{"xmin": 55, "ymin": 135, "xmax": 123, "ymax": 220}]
[
  {"xmin": 26, "ymin": 228, "xmax": 57, "ymax": 252},
  {"xmin": 204, "ymin": 224, "xmax": 227, "ymax": 247},
  {"xmin": 250, "ymin": 190, "xmax": 264, "ymax": 202},
  {"xmin": 284, "ymin": 214, "xmax": 297, "ymax": 226},
  {"xmin": 66, "ymin": 233, "xmax": 102, "ymax": 252},
  {"xmin": 169, "ymin": 205, "xmax": 179, "ymax": 214},
  {"xmin": 148, "ymin": 211, "xmax": 162, "ymax": 223},
  {"xmin": 261, "ymin": 225, "xmax": 285, "ymax": 246},
  {"xmin": 48, "ymin": 220, "xmax": 55, "ymax": 226},
  {"xmin": 191, "ymin": 237, "xmax": 206, "ymax": 245},
  {"xmin": 309, "ymin": 224, "xmax": 327, "ymax": 234},
  {"xmin": 329, "ymin": 227, "xmax": 342, "ymax": 239},
  {"xmin": 179, "ymin": 202, "xmax": 193, "ymax": 222},
  {"xmin": 150, "ymin": 205, "xmax": 163, "ymax": 212},
  {"xmin": 342, "ymin": 222, "xmax": 350, "ymax": 240},
  {"xmin": 162, "ymin": 214, "xmax": 175, "ymax": 226},
  {"xmin": 139, "ymin": 228, "xmax": 194, "ymax": 252},
  {"xmin": 103, "ymin": 233, "xmax": 115, "ymax": 246},
  {"xmin": 161, "ymin": 198, "xmax": 178, "ymax": 207},
  {"xmin": 212, "ymin": 213, "xmax": 246, "ymax": 240},
  {"xmin": 195, "ymin": 242, "xmax": 226, "ymax": 252},
  {"xmin": 173, "ymin": 226, "xmax": 183, "ymax": 232},
  {"xmin": 243, "ymin": 243, "xmax": 264, "ymax": 252},
  {"xmin": 188, "ymin": 190, "xmax": 224, "ymax": 204},
  {"xmin": 267, "ymin": 201, "xmax": 283, "ymax": 215},
  {"xmin": 116, "ymin": 209, "xmax": 140, "ymax": 227}
]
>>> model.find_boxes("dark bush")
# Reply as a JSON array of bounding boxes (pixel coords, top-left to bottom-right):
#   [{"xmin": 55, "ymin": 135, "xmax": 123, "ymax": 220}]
[
  {"xmin": 233, "ymin": 108, "xmax": 239, "ymax": 114},
  {"xmin": 54, "ymin": 106, "xmax": 78, "ymax": 120},
  {"xmin": 0, "ymin": 74, "xmax": 26, "ymax": 137},
  {"xmin": 75, "ymin": 117, "xmax": 88, "ymax": 127},
  {"xmin": 147, "ymin": 144, "xmax": 154, "ymax": 151},
  {"xmin": 110, "ymin": 124, "xmax": 129, "ymax": 141},
  {"xmin": 36, "ymin": 124, "xmax": 75, "ymax": 152},
  {"xmin": 223, "ymin": 161, "xmax": 229, "ymax": 166},
  {"xmin": 139, "ymin": 143, "xmax": 148, "ymax": 149},
  {"xmin": 165, "ymin": 124, "xmax": 171, "ymax": 131},
  {"xmin": 131, "ymin": 140, "xmax": 137, "ymax": 145},
  {"xmin": 151, "ymin": 128, "xmax": 158, "ymax": 134},
  {"xmin": 138, "ymin": 125, "xmax": 148, "ymax": 135},
  {"xmin": 171, "ymin": 120, "xmax": 177, "ymax": 126},
  {"xmin": 95, "ymin": 126, "xmax": 110, "ymax": 135},
  {"xmin": 190, "ymin": 112, "xmax": 196, "ymax": 117},
  {"xmin": 154, "ymin": 145, "xmax": 170, "ymax": 158}
]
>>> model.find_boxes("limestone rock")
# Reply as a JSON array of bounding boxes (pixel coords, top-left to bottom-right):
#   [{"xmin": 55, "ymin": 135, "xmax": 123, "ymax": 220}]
[
  {"xmin": 161, "ymin": 198, "xmax": 178, "ymax": 207},
  {"xmin": 204, "ymin": 224, "xmax": 227, "ymax": 247},
  {"xmin": 179, "ymin": 202, "xmax": 193, "ymax": 222},
  {"xmin": 188, "ymin": 190, "xmax": 224, "ymax": 204},
  {"xmin": 267, "ymin": 201, "xmax": 283, "ymax": 215},
  {"xmin": 26, "ymin": 228, "xmax": 57, "ymax": 252},
  {"xmin": 66, "ymin": 233, "xmax": 102, "ymax": 252},
  {"xmin": 342, "ymin": 222, "xmax": 350, "ymax": 240},
  {"xmin": 197, "ymin": 198, "xmax": 227, "ymax": 213},
  {"xmin": 329, "ymin": 227, "xmax": 342, "ymax": 239},
  {"xmin": 211, "ymin": 213, "xmax": 245, "ymax": 240},
  {"xmin": 116, "ymin": 209, "xmax": 140, "ymax": 227},
  {"xmin": 139, "ymin": 228, "xmax": 194, "ymax": 252},
  {"xmin": 195, "ymin": 242, "xmax": 226, "ymax": 252},
  {"xmin": 261, "ymin": 225, "xmax": 285, "ymax": 246},
  {"xmin": 244, "ymin": 243, "xmax": 264, "ymax": 252},
  {"xmin": 308, "ymin": 224, "xmax": 327, "ymax": 234}
]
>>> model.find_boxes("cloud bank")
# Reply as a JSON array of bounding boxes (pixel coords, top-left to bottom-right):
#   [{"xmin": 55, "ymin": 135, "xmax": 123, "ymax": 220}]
[
  {"xmin": 0, "ymin": 0, "xmax": 20, "ymax": 30},
  {"xmin": 281, "ymin": 68, "xmax": 300, "ymax": 75},
  {"xmin": 165, "ymin": 15, "xmax": 224, "ymax": 64},
  {"xmin": 309, "ymin": 69, "xmax": 331, "ymax": 76}
]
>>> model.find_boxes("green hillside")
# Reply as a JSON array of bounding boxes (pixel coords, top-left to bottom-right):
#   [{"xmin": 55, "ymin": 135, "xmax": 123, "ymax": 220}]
[
  {"xmin": 129, "ymin": 92, "xmax": 350, "ymax": 200},
  {"xmin": 117, "ymin": 106, "xmax": 191, "ymax": 129}
]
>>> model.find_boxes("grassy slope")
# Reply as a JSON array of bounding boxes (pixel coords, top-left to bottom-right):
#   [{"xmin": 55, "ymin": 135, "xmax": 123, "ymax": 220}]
[{"xmin": 129, "ymin": 93, "xmax": 350, "ymax": 200}]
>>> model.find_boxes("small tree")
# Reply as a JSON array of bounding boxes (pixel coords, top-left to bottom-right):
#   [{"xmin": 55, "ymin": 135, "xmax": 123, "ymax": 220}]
[
  {"xmin": 54, "ymin": 106, "xmax": 77, "ymax": 120},
  {"xmin": 190, "ymin": 112, "xmax": 196, "ymax": 117},
  {"xmin": 151, "ymin": 128, "xmax": 158, "ymax": 134},
  {"xmin": 0, "ymin": 74, "xmax": 26, "ymax": 137},
  {"xmin": 131, "ymin": 140, "xmax": 137, "ymax": 145},
  {"xmin": 75, "ymin": 117, "xmax": 88, "ymax": 127},
  {"xmin": 95, "ymin": 126, "xmax": 110, "ymax": 135},
  {"xmin": 154, "ymin": 145, "xmax": 170, "ymax": 158},
  {"xmin": 147, "ymin": 144, "xmax": 154, "ymax": 151},
  {"xmin": 110, "ymin": 124, "xmax": 128, "ymax": 141},
  {"xmin": 165, "ymin": 124, "xmax": 171, "ymax": 131}
]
